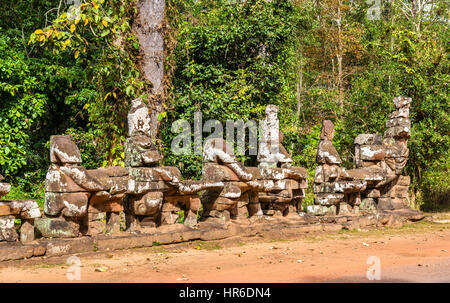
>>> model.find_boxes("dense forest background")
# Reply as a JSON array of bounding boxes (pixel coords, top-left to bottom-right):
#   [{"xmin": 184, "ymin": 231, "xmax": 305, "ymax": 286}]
[{"xmin": 0, "ymin": 0, "xmax": 448, "ymax": 210}]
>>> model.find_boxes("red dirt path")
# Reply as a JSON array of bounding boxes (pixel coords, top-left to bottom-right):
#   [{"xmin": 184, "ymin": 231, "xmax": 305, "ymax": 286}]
[{"xmin": 0, "ymin": 215, "xmax": 449, "ymax": 283}]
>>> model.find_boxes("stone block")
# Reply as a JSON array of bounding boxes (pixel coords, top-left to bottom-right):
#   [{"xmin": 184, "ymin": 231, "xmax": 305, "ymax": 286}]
[
  {"xmin": 218, "ymin": 184, "xmax": 240, "ymax": 199},
  {"xmin": 366, "ymin": 189, "xmax": 380, "ymax": 198},
  {"xmin": 397, "ymin": 175, "xmax": 411, "ymax": 186},
  {"xmin": 316, "ymin": 140, "xmax": 342, "ymax": 164},
  {"xmin": 338, "ymin": 202, "xmax": 353, "ymax": 215},
  {"xmin": 389, "ymin": 107, "xmax": 409, "ymax": 119},
  {"xmin": 131, "ymin": 191, "xmax": 163, "ymax": 215},
  {"xmin": 359, "ymin": 198, "xmax": 377, "ymax": 213},
  {"xmin": 127, "ymin": 99, "xmax": 152, "ymax": 136},
  {"xmin": 45, "ymin": 166, "xmax": 85, "ymax": 192},
  {"xmin": 44, "ymin": 192, "xmax": 89, "ymax": 218},
  {"xmin": 187, "ymin": 196, "xmax": 201, "ymax": 212},
  {"xmin": 35, "ymin": 217, "xmax": 80, "ymax": 238},
  {"xmin": 160, "ymin": 211, "xmax": 180, "ymax": 226},
  {"xmin": 95, "ymin": 166, "xmax": 129, "ymax": 177},
  {"xmin": 202, "ymin": 163, "xmax": 239, "ymax": 182},
  {"xmin": 359, "ymin": 145, "xmax": 386, "ymax": 161},
  {"xmin": 384, "ymin": 126, "xmax": 411, "ymax": 138},
  {"xmin": 393, "ymin": 96, "xmax": 411, "ymax": 109},
  {"xmin": 354, "ymin": 134, "xmax": 383, "ymax": 145},
  {"xmin": 377, "ymin": 198, "xmax": 393, "ymax": 210},
  {"xmin": 89, "ymin": 192, "xmax": 125, "ymax": 212},
  {"xmin": 176, "ymin": 180, "xmax": 224, "ymax": 195},
  {"xmin": 0, "ymin": 215, "xmax": 18, "ymax": 242},
  {"xmin": 127, "ymin": 180, "xmax": 169, "ymax": 194},
  {"xmin": 0, "ymin": 182, "xmax": 11, "ymax": 198},
  {"xmin": 314, "ymin": 193, "xmax": 345, "ymax": 206},
  {"xmin": 346, "ymin": 168, "xmax": 384, "ymax": 181},
  {"xmin": 306, "ymin": 205, "xmax": 336, "ymax": 216},
  {"xmin": 50, "ymin": 135, "xmax": 82, "ymax": 165},
  {"xmin": 0, "ymin": 204, "xmax": 11, "ymax": 216},
  {"xmin": 391, "ymin": 197, "xmax": 408, "ymax": 209},
  {"xmin": 385, "ymin": 117, "xmax": 411, "ymax": 129},
  {"xmin": 20, "ymin": 219, "xmax": 35, "ymax": 243}
]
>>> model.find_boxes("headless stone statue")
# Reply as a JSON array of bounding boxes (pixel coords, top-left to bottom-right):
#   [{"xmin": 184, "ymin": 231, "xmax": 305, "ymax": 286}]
[
  {"xmin": 258, "ymin": 105, "xmax": 293, "ymax": 168},
  {"xmin": 310, "ymin": 120, "xmax": 366, "ymax": 216},
  {"xmin": 203, "ymin": 138, "xmax": 253, "ymax": 181}
]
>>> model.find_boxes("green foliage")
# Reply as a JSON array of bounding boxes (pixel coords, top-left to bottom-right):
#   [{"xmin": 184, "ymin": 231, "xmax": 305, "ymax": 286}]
[
  {"xmin": 0, "ymin": 0, "xmax": 448, "ymax": 211},
  {"xmin": 164, "ymin": 0, "xmax": 300, "ymax": 175},
  {"xmin": 0, "ymin": 29, "xmax": 47, "ymax": 175},
  {"xmin": 3, "ymin": 184, "xmax": 45, "ymax": 209},
  {"xmin": 29, "ymin": 0, "xmax": 146, "ymax": 166},
  {"xmin": 417, "ymin": 153, "xmax": 450, "ymax": 212}
]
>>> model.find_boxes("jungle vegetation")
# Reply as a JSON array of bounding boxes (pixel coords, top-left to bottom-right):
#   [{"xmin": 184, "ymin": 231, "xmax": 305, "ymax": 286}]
[{"xmin": 0, "ymin": 0, "xmax": 448, "ymax": 210}]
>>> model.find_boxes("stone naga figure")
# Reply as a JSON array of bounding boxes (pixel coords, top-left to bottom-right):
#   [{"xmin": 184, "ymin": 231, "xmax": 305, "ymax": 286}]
[
  {"xmin": 252, "ymin": 105, "xmax": 308, "ymax": 217},
  {"xmin": 309, "ymin": 120, "xmax": 366, "ymax": 216},
  {"xmin": 125, "ymin": 99, "xmax": 223, "ymax": 229},
  {"xmin": 0, "ymin": 174, "xmax": 41, "ymax": 243},
  {"xmin": 351, "ymin": 96, "xmax": 412, "ymax": 211},
  {"xmin": 38, "ymin": 135, "xmax": 128, "ymax": 238}
]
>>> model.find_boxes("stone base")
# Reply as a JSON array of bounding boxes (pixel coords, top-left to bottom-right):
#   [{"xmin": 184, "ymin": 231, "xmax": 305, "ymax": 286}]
[
  {"xmin": 0, "ymin": 209, "xmax": 428, "ymax": 262},
  {"xmin": 307, "ymin": 205, "xmax": 337, "ymax": 216},
  {"xmin": 35, "ymin": 217, "xmax": 80, "ymax": 238},
  {"xmin": 0, "ymin": 215, "xmax": 18, "ymax": 242},
  {"xmin": 20, "ymin": 219, "xmax": 35, "ymax": 243}
]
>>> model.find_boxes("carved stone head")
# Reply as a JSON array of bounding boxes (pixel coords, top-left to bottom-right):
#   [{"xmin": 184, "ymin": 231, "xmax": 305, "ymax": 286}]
[
  {"xmin": 50, "ymin": 135, "xmax": 82, "ymax": 165},
  {"xmin": 128, "ymin": 98, "xmax": 152, "ymax": 137},
  {"xmin": 265, "ymin": 104, "xmax": 279, "ymax": 122},
  {"xmin": 393, "ymin": 96, "xmax": 411, "ymax": 109},
  {"xmin": 320, "ymin": 120, "xmax": 335, "ymax": 141}
]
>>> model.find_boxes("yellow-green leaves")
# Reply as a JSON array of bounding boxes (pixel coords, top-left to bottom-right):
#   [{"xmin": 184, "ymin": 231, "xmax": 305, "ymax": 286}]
[{"xmin": 61, "ymin": 39, "xmax": 71, "ymax": 51}]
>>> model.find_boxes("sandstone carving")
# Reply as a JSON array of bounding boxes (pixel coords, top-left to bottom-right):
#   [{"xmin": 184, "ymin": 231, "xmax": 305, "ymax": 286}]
[
  {"xmin": 258, "ymin": 105, "xmax": 293, "ymax": 168},
  {"xmin": 309, "ymin": 120, "xmax": 366, "ymax": 216},
  {"xmin": 39, "ymin": 135, "xmax": 128, "ymax": 237},
  {"xmin": 125, "ymin": 99, "xmax": 222, "ymax": 229},
  {"xmin": 351, "ymin": 96, "xmax": 412, "ymax": 211},
  {"xmin": 0, "ymin": 97, "xmax": 421, "ymax": 250},
  {"xmin": 310, "ymin": 97, "xmax": 413, "ymax": 216},
  {"xmin": 201, "ymin": 138, "xmax": 259, "ymax": 221},
  {"xmin": 0, "ymin": 174, "xmax": 41, "ymax": 243},
  {"xmin": 201, "ymin": 105, "xmax": 308, "ymax": 221}
]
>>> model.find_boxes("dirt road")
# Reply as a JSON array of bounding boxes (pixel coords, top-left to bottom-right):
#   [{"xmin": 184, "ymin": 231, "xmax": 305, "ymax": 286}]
[{"xmin": 0, "ymin": 216, "xmax": 449, "ymax": 283}]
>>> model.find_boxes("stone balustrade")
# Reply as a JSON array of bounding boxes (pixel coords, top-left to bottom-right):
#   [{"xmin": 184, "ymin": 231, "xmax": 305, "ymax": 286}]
[
  {"xmin": 0, "ymin": 174, "xmax": 41, "ymax": 243},
  {"xmin": 0, "ymin": 97, "xmax": 418, "ymax": 245}
]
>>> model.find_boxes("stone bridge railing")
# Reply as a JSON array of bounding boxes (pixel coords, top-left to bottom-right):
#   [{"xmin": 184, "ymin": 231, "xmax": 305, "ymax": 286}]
[{"xmin": 0, "ymin": 97, "xmax": 418, "ymax": 244}]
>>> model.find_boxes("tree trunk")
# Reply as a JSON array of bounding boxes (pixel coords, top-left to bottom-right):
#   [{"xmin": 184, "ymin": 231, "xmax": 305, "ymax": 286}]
[
  {"xmin": 296, "ymin": 45, "xmax": 304, "ymax": 118},
  {"xmin": 133, "ymin": 0, "xmax": 165, "ymax": 140},
  {"xmin": 336, "ymin": 1, "xmax": 344, "ymax": 111}
]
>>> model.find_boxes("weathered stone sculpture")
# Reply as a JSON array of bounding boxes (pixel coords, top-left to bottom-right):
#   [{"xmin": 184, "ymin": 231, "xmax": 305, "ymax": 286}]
[
  {"xmin": 309, "ymin": 97, "xmax": 413, "ymax": 216},
  {"xmin": 309, "ymin": 120, "xmax": 366, "ymax": 216},
  {"xmin": 125, "ymin": 99, "xmax": 222, "ymax": 229},
  {"xmin": 39, "ymin": 135, "xmax": 128, "ymax": 237},
  {"xmin": 352, "ymin": 96, "xmax": 412, "ymax": 211},
  {"xmin": 253, "ymin": 105, "xmax": 308, "ymax": 216},
  {"xmin": 258, "ymin": 105, "xmax": 293, "ymax": 168},
  {"xmin": 0, "ymin": 174, "xmax": 41, "ymax": 243},
  {"xmin": 201, "ymin": 138, "xmax": 258, "ymax": 221}
]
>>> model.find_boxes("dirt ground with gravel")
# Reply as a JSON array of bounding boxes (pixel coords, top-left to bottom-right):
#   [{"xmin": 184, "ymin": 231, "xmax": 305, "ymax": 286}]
[{"xmin": 0, "ymin": 212, "xmax": 449, "ymax": 283}]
